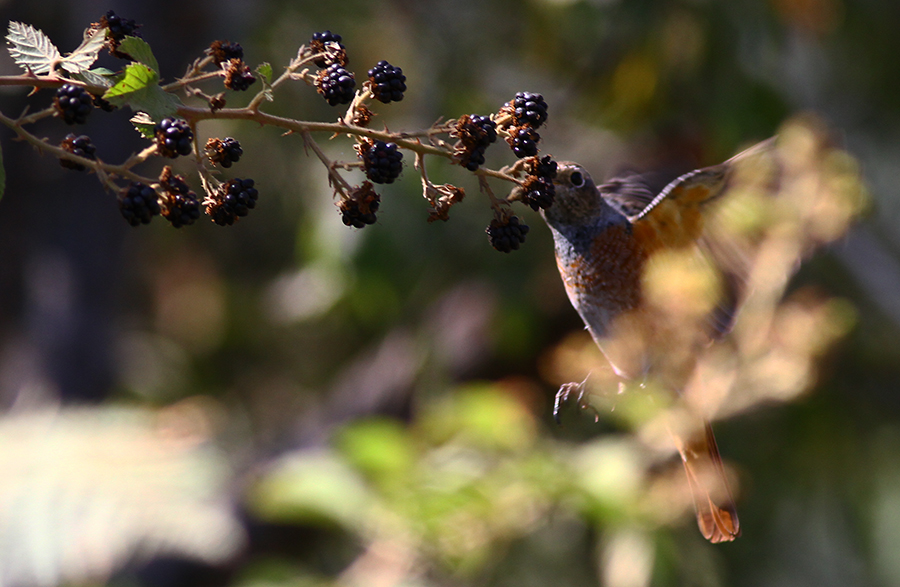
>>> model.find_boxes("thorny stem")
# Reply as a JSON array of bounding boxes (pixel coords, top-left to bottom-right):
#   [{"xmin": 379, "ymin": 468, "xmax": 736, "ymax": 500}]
[{"xmin": 301, "ymin": 129, "xmax": 353, "ymax": 196}]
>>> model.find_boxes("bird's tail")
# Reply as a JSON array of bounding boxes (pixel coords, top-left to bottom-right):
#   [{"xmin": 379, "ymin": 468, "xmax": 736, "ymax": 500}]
[{"xmin": 671, "ymin": 420, "xmax": 741, "ymax": 543}]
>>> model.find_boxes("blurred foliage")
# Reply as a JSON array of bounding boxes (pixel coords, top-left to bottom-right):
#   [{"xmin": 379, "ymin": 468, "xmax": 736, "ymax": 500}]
[{"xmin": 0, "ymin": 1, "xmax": 899, "ymax": 587}]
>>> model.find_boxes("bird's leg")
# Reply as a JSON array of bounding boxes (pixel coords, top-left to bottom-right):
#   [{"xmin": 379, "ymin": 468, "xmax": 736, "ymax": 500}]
[{"xmin": 553, "ymin": 372, "xmax": 599, "ymax": 424}]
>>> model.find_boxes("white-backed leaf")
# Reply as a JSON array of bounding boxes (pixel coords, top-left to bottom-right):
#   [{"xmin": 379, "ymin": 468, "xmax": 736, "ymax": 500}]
[
  {"xmin": 130, "ymin": 112, "xmax": 157, "ymax": 138},
  {"xmin": 0, "ymin": 407, "xmax": 245, "ymax": 587},
  {"xmin": 59, "ymin": 26, "xmax": 106, "ymax": 74},
  {"xmin": 116, "ymin": 36, "xmax": 159, "ymax": 73},
  {"xmin": 6, "ymin": 21, "xmax": 61, "ymax": 74},
  {"xmin": 73, "ymin": 67, "xmax": 119, "ymax": 88}
]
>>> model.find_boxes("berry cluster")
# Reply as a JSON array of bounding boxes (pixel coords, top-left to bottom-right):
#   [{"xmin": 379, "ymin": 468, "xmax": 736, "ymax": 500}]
[
  {"xmin": 208, "ymin": 40, "xmax": 243, "ymax": 65},
  {"xmin": 54, "ymin": 84, "xmax": 93, "ymax": 125},
  {"xmin": 205, "ymin": 137, "xmax": 243, "ymax": 168},
  {"xmin": 316, "ymin": 63, "xmax": 356, "ymax": 106},
  {"xmin": 339, "ymin": 182, "xmax": 380, "ymax": 228},
  {"xmin": 520, "ymin": 155, "xmax": 557, "ymax": 211},
  {"xmin": 486, "ymin": 215, "xmax": 529, "ymax": 252},
  {"xmin": 499, "ymin": 91, "xmax": 548, "ymax": 159},
  {"xmin": 120, "ymin": 182, "xmax": 160, "ymax": 226},
  {"xmin": 155, "ymin": 117, "xmax": 194, "ymax": 158},
  {"xmin": 205, "ymin": 178, "xmax": 259, "ymax": 226},
  {"xmin": 59, "ymin": 134, "xmax": 96, "ymax": 171},
  {"xmin": 511, "ymin": 92, "xmax": 548, "ymax": 129},
  {"xmin": 509, "ymin": 126, "xmax": 540, "ymax": 158},
  {"xmin": 453, "ymin": 114, "xmax": 498, "ymax": 171},
  {"xmin": 359, "ymin": 140, "xmax": 403, "ymax": 184},
  {"xmin": 159, "ymin": 167, "xmax": 201, "ymax": 228},
  {"xmin": 310, "ymin": 31, "xmax": 347, "ymax": 67},
  {"xmin": 368, "ymin": 61, "xmax": 406, "ymax": 104},
  {"xmin": 224, "ymin": 58, "xmax": 255, "ymax": 91},
  {"xmin": 101, "ymin": 10, "xmax": 140, "ymax": 58}
]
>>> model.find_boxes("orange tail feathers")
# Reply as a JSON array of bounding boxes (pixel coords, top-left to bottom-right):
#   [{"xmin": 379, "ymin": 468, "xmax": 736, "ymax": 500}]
[{"xmin": 672, "ymin": 421, "xmax": 741, "ymax": 543}]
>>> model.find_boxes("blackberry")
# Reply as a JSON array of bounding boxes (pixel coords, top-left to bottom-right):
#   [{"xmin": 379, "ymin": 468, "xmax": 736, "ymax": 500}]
[
  {"xmin": 120, "ymin": 182, "xmax": 160, "ymax": 226},
  {"xmin": 101, "ymin": 10, "xmax": 141, "ymax": 59},
  {"xmin": 208, "ymin": 40, "xmax": 244, "ymax": 65},
  {"xmin": 486, "ymin": 215, "xmax": 529, "ymax": 253},
  {"xmin": 316, "ymin": 64, "xmax": 356, "ymax": 106},
  {"xmin": 205, "ymin": 178, "xmax": 259, "ymax": 226},
  {"xmin": 359, "ymin": 140, "xmax": 403, "ymax": 184},
  {"xmin": 54, "ymin": 84, "xmax": 93, "ymax": 125},
  {"xmin": 159, "ymin": 166, "xmax": 201, "ymax": 228},
  {"xmin": 205, "ymin": 137, "xmax": 243, "ymax": 168},
  {"xmin": 310, "ymin": 31, "xmax": 346, "ymax": 67},
  {"xmin": 512, "ymin": 92, "xmax": 548, "ymax": 129},
  {"xmin": 59, "ymin": 134, "xmax": 97, "ymax": 171},
  {"xmin": 520, "ymin": 155, "xmax": 557, "ymax": 211},
  {"xmin": 367, "ymin": 60, "xmax": 406, "ymax": 104},
  {"xmin": 453, "ymin": 114, "xmax": 497, "ymax": 171},
  {"xmin": 224, "ymin": 58, "xmax": 255, "ymax": 91},
  {"xmin": 102, "ymin": 10, "xmax": 140, "ymax": 42},
  {"xmin": 155, "ymin": 117, "xmax": 194, "ymax": 158},
  {"xmin": 508, "ymin": 126, "xmax": 540, "ymax": 158},
  {"xmin": 338, "ymin": 182, "xmax": 380, "ymax": 228}
]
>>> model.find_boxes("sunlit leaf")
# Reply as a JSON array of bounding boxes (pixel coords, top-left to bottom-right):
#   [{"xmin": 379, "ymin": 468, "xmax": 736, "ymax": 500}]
[
  {"xmin": 130, "ymin": 112, "xmax": 157, "ymax": 138},
  {"xmin": 116, "ymin": 35, "xmax": 159, "ymax": 73},
  {"xmin": 6, "ymin": 21, "xmax": 60, "ymax": 74},
  {"xmin": 104, "ymin": 62, "xmax": 180, "ymax": 120},
  {"xmin": 59, "ymin": 26, "xmax": 105, "ymax": 74}
]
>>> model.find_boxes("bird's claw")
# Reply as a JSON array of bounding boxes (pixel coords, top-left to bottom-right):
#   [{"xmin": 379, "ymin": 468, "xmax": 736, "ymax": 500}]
[{"xmin": 553, "ymin": 374, "xmax": 599, "ymax": 424}]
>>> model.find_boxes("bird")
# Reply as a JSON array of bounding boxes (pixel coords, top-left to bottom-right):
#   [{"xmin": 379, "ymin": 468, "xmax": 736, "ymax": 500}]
[{"xmin": 539, "ymin": 139, "xmax": 777, "ymax": 543}]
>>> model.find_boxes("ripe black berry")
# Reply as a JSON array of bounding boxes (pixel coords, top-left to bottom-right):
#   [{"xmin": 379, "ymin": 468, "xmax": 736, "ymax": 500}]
[
  {"xmin": 103, "ymin": 10, "xmax": 140, "ymax": 41},
  {"xmin": 208, "ymin": 40, "xmax": 244, "ymax": 65},
  {"xmin": 120, "ymin": 182, "xmax": 160, "ymax": 226},
  {"xmin": 159, "ymin": 167, "xmax": 201, "ymax": 228},
  {"xmin": 59, "ymin": 134, "xmax": 97, "ymax": 171},
  {"xmin": 316, "ymin": 64, "xmax": 356, "ymax": 106},
  {"xmin": 453, "ymin": 114, "xmax": 497, "ymax": 171},
  {"xmin": 512, "ymin": 92, "xmax": 548, "ymax": 129},
  {"xmin": 520, "ymin": 155, "xmax": 557, "ymax": 211},
  {"xmin": 359, "ymin": 140, "xmax": 403, "ymax": 184},
  {"xmin": 205, "ymin": 137, "xmax": 243, "ymax": 168},
  {"xmin": 205, "ymin": 178, "xmax": 259, "ymax": 226},
  {"xmin": 508, "ymin": 126, "xmax": 540, "ymax": 158},
  {"xmin": 486, "ymin": 215, "xmax": 529, "ymax": 252},
  {"xmin": 367, "ymin": 61, "xmax": 406, "ymax": 104},
  {"xmin": 224, "ymin": 59, "xmax": 255, "ymax": 91},
  {"xmin": 54, "ymin": 84, "xmax": 93, "ymax": 125},
  {"xmin": 155, "ymin": 117, "xmax": 194, "ymax": 158},
  {"xmin": 338, "ymin": 182, "xmax": 380, "ymax": 228},
  {"xmin": 310, "ymin": 31, "xmax": 346, "ymax": 67},
  {"xmin": 101, "ymin": 10, "xmax": 141, "ymax": 59}
]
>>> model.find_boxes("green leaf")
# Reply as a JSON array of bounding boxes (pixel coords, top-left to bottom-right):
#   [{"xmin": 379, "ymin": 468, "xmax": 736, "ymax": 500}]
[
  {"xmin": 256, "ymin": 62, "xmax": 273, "ymax": 83},
  {"xmin": 104, "ymin": 61, "xmax": 157, "ymax": 99},
  {"xmin": 103, "ymin": 62, "xmax": 181, "ymax": 120},
  {"xmin": 73, "ymin": 67, "xmax": 119, "ymax": 88},
  {"xmin": 116, "ymin": 36, "xmax": 159, "ymax": 73},
  {"xmin": 6, "ymin": 21, "xmax": 61, "ymax": 74},
  {"xmin": 130, "ymin": 112, "xmax": 157, "ymax": 139},
  {"xmin": 59, "ymin": 26, "xmax": 105, "ymax": 74}
]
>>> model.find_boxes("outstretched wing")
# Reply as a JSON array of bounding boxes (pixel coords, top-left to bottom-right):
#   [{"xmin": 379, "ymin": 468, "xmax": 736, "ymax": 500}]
[{"xmin": 625, "ymin": 139, "xmax": 777, "ymax": 337}]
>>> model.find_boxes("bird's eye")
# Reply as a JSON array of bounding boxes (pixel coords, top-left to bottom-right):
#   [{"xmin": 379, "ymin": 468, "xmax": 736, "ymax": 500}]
[{"xmin": 570, "ymin": 171, "xmax": 584, "ymax": 187}]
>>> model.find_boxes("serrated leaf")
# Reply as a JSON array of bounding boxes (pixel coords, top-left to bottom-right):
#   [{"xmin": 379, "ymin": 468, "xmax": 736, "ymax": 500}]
[
  {"xmin": 59, "ymin": 26, "xmax": 105, "ymax": 74},
  {"xmin": 6, "ymin": 21, "xmax": 61, "ymax": 74},
  {"xmin": 103, "ymin": 62, "xmax": 180, "ymax": 120},
  {"xmin": 104, "ymin": 61, "xmax": 157, "ymax": 99},
  {"xmin": 73, "ymin": 67, "xmax": 119, "ymax": 88},
  {"xmin": 256, "ymin": 62, "xmax": 273, "ymax": 83},
  {"xmin": 116, "ymin": 36, "xmax": 159, "ymax": 73},
  {"xmin": 130, "ymin": 112, "xmax": 157, "ymax": 138}
]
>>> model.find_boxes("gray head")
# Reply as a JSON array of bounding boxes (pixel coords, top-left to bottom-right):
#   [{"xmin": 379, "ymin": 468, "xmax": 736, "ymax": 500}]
[{"xmin": 540, "ymin": 162, "xmax": 619, "ymax": 229}]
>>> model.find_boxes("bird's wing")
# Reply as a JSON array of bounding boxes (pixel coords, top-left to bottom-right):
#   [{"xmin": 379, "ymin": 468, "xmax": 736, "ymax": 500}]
[{"xmin": 625, "ymin": 138, "xmax": 778, "ymax": 338}]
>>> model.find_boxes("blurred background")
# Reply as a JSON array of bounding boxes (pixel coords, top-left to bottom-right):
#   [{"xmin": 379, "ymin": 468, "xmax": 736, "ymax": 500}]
[{"xmin": 0, "ymin": 0, "xmax": 897, "ymax": 586}]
